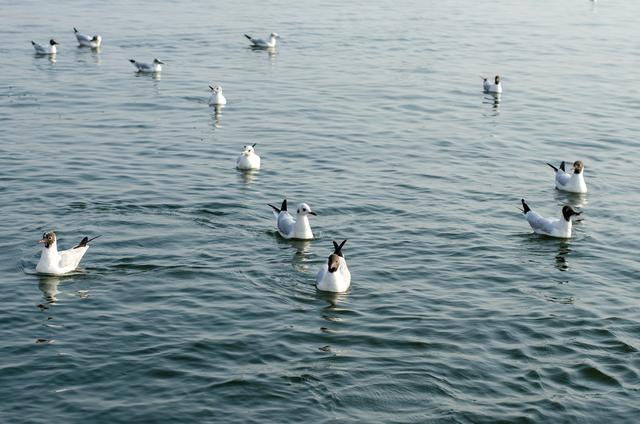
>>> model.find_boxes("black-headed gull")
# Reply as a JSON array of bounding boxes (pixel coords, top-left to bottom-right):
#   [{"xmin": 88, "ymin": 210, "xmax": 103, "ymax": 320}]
[
  {"xmin": 129, "ymin": 58, "xmax": 163, "ymax": 73},
  {"xmin": 36, "ymin": 232, "xmax": 100, "ymax": 275},
  {"xmin": 316, "ymin": 240, "xmax": 351, "ymax": 293},
  {"xmin": 31, "ymin": 39, "xmax": 58, "ymax": 55},
  {"xmin": 209, "ymin": 85, "xmax": 227, "ymax": 106},
  {"xmin": 483, "ymin": 75, "xmax": 502, "ymax": 94},
  {"xmin": 236, "ymin": 144, "xmax": 260, "ymax": 170},
  {"xmin": 268, "ymin": 199, "xmax": 316, "ymax": 240},
  {"xmin": 244, "ymin": 32, "xmax": 279, "ymax": 48},
  {"xmin": 74, "ymin": 27, "xmax": 102, "ymax": 48},
  {"xmin": 546, "ymin": 160, "xmax": 588, "ymax": 193},
  {"xmin": 520, "ymin": 199, "xmax": 581, "ymax": 238}
]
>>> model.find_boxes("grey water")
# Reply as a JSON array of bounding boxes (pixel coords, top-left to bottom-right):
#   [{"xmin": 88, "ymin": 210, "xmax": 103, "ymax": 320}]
[{"xmin": 1, "ymin": 0, "xmax": 639, "ymax": 422}]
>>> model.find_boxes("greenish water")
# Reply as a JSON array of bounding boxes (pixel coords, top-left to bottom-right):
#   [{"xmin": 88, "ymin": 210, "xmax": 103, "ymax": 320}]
[{"xmin": 1, "ymin": 0, "xmax": 639, "ymax": 422}]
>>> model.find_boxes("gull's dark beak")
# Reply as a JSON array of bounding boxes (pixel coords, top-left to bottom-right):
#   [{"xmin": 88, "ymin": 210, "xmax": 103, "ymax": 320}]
[
  {"xmin": 309, "ymin": 211, "xmax": 317, "ymax": 216},
  {"xmin": 37, "ymin": 239, "xmax": 46, "ymax": 244}
]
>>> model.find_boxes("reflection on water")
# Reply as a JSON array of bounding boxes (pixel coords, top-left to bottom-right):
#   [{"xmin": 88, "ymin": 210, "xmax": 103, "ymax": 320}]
[
  {"xmin": 290, "ymin": 239, "xmax": 312, "ymax": 272},
  {"xmin": 237, "ymin": 169, "xmax": 258, "ymax": 184},
  {"xmin": 211, "ymin": 105, "xmax": 223, "ymax": 128},
  {"xmin": 555, "ymin": 241, "xmax": 572, "ymax": 272},
  {"xmin": 38, "ymin": 275, "xmax": 61, "ymax": 303},
  {"xmin": 316, "ymin": 289, "xmax": 349, "ymax": 309},
  {"xmin": 554, "ymin": 189, "xmax": 588, "ymax": 209},
  {"xmin": 483, "ymin": 93, "xmax": 500, "ymax": 114}
]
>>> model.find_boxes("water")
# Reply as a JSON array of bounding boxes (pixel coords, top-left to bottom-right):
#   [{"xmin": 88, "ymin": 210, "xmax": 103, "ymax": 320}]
[{"xmin": 1, "ymin": 0, "xmax": 639, "ymax": 422}]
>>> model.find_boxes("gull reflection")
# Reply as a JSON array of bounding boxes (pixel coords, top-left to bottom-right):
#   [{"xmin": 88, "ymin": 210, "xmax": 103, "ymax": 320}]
[
  {"xmin": 555, "ymin": 240, "xmax": 571, "ymax": 272},
  {"xmin": 237, "ymin": 169, "xmax": 258, "ymax": 184},
  {"xmin": 211, "ymin": 104, "xmax": 223, "ymax": 128},
  {"xmin": 38, "ymin": 275, "xmax": 61, "ymax": 303}
]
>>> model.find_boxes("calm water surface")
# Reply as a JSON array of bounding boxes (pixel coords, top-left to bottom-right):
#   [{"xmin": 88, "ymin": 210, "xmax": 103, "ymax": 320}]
[{"xmin": 1, "ymin": 0, "xmax": 639, "ymax": 422}]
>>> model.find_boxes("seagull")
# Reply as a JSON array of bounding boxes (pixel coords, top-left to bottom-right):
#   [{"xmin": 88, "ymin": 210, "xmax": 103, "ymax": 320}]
[
  {"xmin": 520, "ymin": 199, "xmax": 580, "ymax": 238},
  {"xmin": 268, "ymin": 199, "xmax": 316, "ymax": 240},
  {"xmin": 209, "ymin": 85, "xmax": 227, "ymax": 106},
  {"xmin": 74, "ymin": 28, "xmax": 102, "ymax": 48},
  {"xmin": 546, "ymin": 160, "xmax": 588, "ymax": 193},
  {"xmin": 244, "ymin": 32, "xmax": 279, "ymax": 48},
  {"xmin": 36, "ymin": 231, "xmax": 100, "ymax": 275},
  {"xmin": 316, "ymin": 240, "xmax": 351, "ymax": 293},
  {"xmin": 129, "ymin": 58, "xmax": 163, "ymax": 73},
  {"xmin": 236, "ymin": 143, "xmax": 261, "ymax": 170},
  {"xmin": 483, "ymin": 75, "xmax": 502, "ymax": 94},
  {"xmin": 31, "ymin": 39, "xmax": 58, "ymax": 55}
]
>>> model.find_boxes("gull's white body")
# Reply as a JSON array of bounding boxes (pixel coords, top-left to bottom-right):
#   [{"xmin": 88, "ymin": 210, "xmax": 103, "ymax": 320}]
[
  {"xmin": 316, "ymin": 256, "xmax": 351, "ymax": 293},
  {"xmin": 130, "ymin": 59, "xmax": 162, "ymax": 73},
  {"xmin": 245, "ymin": 33, "xmax": 278, "ymax": 48},
  {"xmin": 524, "ymin": 209, "xmax": 573, "ymax": 238},
  {"xmin": 209, "ymin": 88, "xmax": 227, "ymax": 106},
  {"xmin": 553, "ymin": 168, "xmax": 587, "ymax": 193},
  {"xmin": 483, "ymin": 79, "xmax": 502, "ymax": 94},
  {"xmin": 36, "ymin": 239, "xmax": 89, "ymax": 275},
  {"xmin": 236, "ymin": 148, "xmax": 260, "ymax": 170},
  {"xmin": 272, "ymin": 204, "xmax": 314, "ymax": 240},
  {"xmin": 32, "ymin": 41, "xmax": 56, "ymax": 55},
  {"xmin": 74, "ymin": 29, "xmax": 102, "ymax": 48}
]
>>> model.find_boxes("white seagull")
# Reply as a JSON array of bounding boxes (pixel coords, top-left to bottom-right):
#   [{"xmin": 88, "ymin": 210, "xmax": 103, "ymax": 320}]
[
  {"xmin": 244, "ymin": 32, "xmax": 279, "ymax": 48},
  {"xmin": 483, "ymin": 75, "xmax": 502, "ymax": 94},
  {"xmin": 546, "ymin": 160, "xmax": 588, "ymax": 194},
  {"xmin": 520, "ymin": 199, "xmax": 581, "ymax": 238},
  {"xmin": 316, "ymin": 240, "xmax": 351, "ymax": 293},
  {"xmin": 31, "ymin": 39, "xmax": 59, "ymax": 55},
  {"xmin": 209, "ymin": 85, "xmax": 227, "ymax": 106},
  {"xmin": 129, "ymin": 58, "xmax": 163, "ymax": 73},
  {"xmin": 74, "ymin": 28, "xmax": 102, "ymax": 48},
  {"xmin": 268, "ymin": 199, "xmax": 316, "ymax": 240},
  {"xmin": 36, "ymin": 231, "xmax": 100, "ymax": 275},
  {"xmin": 236, "ymin": 143, "xmax": 261, "ymax": 170}
]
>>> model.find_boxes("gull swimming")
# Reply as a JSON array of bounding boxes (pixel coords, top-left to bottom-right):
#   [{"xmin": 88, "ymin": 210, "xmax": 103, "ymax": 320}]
[
  {"xmin": 129, "ymin": 58, "xmax": 163, "ymax": 73},
  {"xmin": 546, "ymin": 160, "xmax": 588, "ymax": 193},
  {"xmin": 244, "ymin": 32, "xmax": 279, "ymax": 48},
  {"xmin": 316, "ymin": 240, "xmax": 351, "ymax": 293},
  {"xmin": 36, "ymin": 231, "xmax": 100, "ymax": 275},
  {"xmin": 209, "ymin": 85, "xmax": 227, "ymax": 106},
  {"xmin": 520, "ymin": 199, "xmax": 580, "ymax": 238},
  {"xmin": 236, "ymin": 143, "xmax": 261, "ymax": 170},
  {"xmin": 31, "ymin": 39, "xmax": 58, "ymax": 55},
  {"xmin": 483, "ymin": 75, "xmax": 502, "ymax": 94},
  {"xmin": 73, "ymin": 28, "xmax": 102, "ymax": 48},
  {"xmin": 268, "ymin": 199, "xmax": 316, "ymax": 240}
]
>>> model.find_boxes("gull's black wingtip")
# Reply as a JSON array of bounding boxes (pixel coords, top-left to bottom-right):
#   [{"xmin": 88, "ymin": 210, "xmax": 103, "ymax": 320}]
[
  {"xmin": 74, "ymin": 27, "xmax": 78, "ymax": 33},
  {"xmin": 268, "ymin": 203, "xmax": 280, "ymax": 213},
  {"xmin": 521, "ymin": 199, "xmax": 531, "ymax": 214},
  {"xmin": 244, "ymin": 34, "xmax": 252, "ymax": 40},
  {"xmin": 560, "ymin": 161, "xmax": 566, "ymax": 171},
  {"xmin": 129, "ymin": 59, "xmax": 136, "ymax": 64},
  {"xmin": 546, "ymin": 162, "xmax": 558, "ymax": 172},
  {"xmin": 74, "ymin": 235, "xmax": 101, "ymax": 249}
]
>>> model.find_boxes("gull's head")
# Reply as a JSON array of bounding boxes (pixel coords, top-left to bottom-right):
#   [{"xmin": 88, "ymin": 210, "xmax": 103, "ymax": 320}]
[
  {"xmin": 38, "ymin": 231, "xmax": 57, "ymax": 248},
  {"xmin": 50, "ymin": 39, "xmax": 59, "ymax": 46},
  {"xmin": 153, "ymin": 58, "xmax": 164, "ymax": 64},
  {"xmin": 241, "ymin": 143, "xmax": 256, "ymax": 156},
  {"xmin": 327, "ymin": 240, "xmax": 347, "ymax": 273},
  {"xmin": 494, "ymin": 75, "xmax": 501, "ymax": 84},
  {"xmin": 92, "ymin": 35, "xmax": 102, "ymax": 42},
  {"xmin": 270, "ymin": 32, "xmax": 279, "ymax": 39},
  {"xmin": 296, "ymin": 203, "xmax": 317, "ymax": 217},
  {"xmin": 327, "ymin": 253, "xmax": 340, "ymax": 273},
  {"xmin": 209, "ymin": 85, "xmax": 223, "ymax": 94},
  {"xmin": 562, "ymin": 205, "xmax": 581, "ymax": 222},
  {"xmin": 572, "ymin": 160, "xmax": 584, "ymax": 174}
]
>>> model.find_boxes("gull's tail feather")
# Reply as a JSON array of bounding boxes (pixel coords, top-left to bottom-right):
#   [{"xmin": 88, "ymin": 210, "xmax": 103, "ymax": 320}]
[
  {"xmin": 74, "ymin": 235, "xmax": 102, "ymax": 249},
  {"xmin": 332, "ymin": 240, "xmax": 347, "ymax": 257}
]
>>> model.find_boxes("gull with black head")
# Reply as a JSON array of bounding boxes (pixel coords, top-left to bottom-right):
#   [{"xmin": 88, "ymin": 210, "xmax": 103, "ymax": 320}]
[
  {"xmin": 268, "ymin": 199, "xmax": 316, "ymax": 240},
  {"xmin": 482, "ymin": 75, "xmax": 502, "ymax": 94},
  {"xmin": 316, "ymin": 240, "xmax": 351, "ymax": 293},
  {"xmin": 31, "ymin": 39, "xmax": 59, "ymax": 55},
  {"xmin": 36, "ymin": 231, "xmax": 100, "ymax": 275},
  {"xmin": 520, "ymin": 199, "xmax": 581, "ymax": 238}
]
